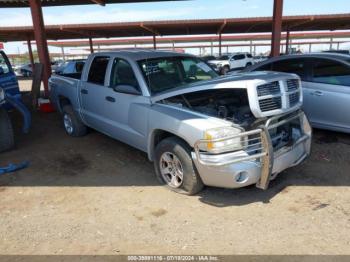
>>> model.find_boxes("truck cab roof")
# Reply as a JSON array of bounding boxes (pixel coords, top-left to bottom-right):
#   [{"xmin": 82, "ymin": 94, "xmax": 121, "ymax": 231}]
[{"xmin": 90, "ymin": 50, "xmax": 194, "ymax": 61}]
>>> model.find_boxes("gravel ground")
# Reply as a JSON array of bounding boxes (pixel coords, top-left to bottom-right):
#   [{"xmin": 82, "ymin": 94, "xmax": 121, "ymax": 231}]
[{"xmin": 0, "ymin": 83, "xmax": 349, "ymax": 256}]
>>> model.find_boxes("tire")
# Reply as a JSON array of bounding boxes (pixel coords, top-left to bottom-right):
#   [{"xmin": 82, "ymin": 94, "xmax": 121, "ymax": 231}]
[
  {"xmin": 246, "ymin": 62, "xmax": 252, "ymax": 67},
  {"xmin": 221, "ymin": 65, "xmax": 230, "ymax": 75},
  {"xmin": 154, "ymin": 137, "xmax": 204, "ymax": 195},
  {"xmin": 62, "ymin": 105, "xmax": 87, "ymax": 137},
  {"xmin": 0, "ymin": 108, "xmax": 15, "ymax": 152}
]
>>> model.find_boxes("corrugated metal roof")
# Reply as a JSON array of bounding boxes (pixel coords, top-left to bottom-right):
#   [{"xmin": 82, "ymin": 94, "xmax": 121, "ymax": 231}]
[{"xmin": 1, "ymin": 14, "xmax": 350, "ymax": 42}]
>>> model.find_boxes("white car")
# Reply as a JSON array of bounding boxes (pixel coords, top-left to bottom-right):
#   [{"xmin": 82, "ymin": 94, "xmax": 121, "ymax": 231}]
[{"xmin": 208, "ymin": 53, "xmax": 254, "ymax": 74}]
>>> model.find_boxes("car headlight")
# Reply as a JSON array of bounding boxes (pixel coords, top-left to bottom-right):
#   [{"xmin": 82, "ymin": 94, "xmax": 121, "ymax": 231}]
[
  {"xmin": 202, "ymin": 127, "xmax": 244, "ymax": 154},
  {"xmin": 0, "ymin": 87, "xmax": 5, "ymax": 102}
]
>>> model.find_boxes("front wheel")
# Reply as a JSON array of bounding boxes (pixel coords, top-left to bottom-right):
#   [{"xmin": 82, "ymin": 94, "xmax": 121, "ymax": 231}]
[
  {"xmin": 220, "ymin": 65, "xmax": 230, "ymax": 75},
  {"xmin": 154, "ymin": 137, "xmax": 204, "ymax": 195},
  {"xmin": 0, "ymin": 108, "xmax": 14, "ymax": 152}
]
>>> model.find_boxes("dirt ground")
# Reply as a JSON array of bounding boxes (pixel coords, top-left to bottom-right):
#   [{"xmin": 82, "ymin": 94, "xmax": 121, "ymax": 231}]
[{"xmin": 0, "ymin": 84, "xmax": 349, "ymax": 255}]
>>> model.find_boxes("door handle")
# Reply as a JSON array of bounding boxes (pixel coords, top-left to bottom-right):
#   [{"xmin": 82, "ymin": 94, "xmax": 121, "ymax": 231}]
[
  {"xmin": 81, "ymin": 89, "xmax": 88, "ymax": 94},
  {"xmin": 311, "ymin": 91, "xmax": 323, "ymax": 96},
  {"xmin": 105, "ymin": 96, "xmax": 116, "ymax": 102}
]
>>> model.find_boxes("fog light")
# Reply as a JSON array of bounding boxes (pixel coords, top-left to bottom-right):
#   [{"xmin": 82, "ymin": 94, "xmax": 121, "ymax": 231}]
[{"xmin": 235, "ymin": 171, "xmax": 248, "ymax": 183}]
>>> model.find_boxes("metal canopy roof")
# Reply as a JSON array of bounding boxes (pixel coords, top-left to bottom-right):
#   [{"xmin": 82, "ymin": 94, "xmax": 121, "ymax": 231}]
[
  {"xmin": 45, "ymin": 32, "xmax": 350, "ymax": 47},
  {"xmin": 1, "ymin": 13, "xmax": 350, "ymax": 42},
  {"xmin": 0, "ymin": 0, "xmax": 179, "ymax": 7}
]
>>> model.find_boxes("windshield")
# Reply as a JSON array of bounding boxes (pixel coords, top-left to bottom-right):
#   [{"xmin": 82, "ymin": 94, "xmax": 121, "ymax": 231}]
[{"xmin": 138, "ymin": 56, "xmax": 218, "ymax": 94}]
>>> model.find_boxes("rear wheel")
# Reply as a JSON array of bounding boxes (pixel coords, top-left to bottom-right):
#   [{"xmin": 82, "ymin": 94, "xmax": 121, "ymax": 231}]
[
  {"xmin": 62, "ymin": 105, "xmax": 87, "ymax": 137},
  {"xmin": 154, "ymin": 137, "xmax": 204, "ymax": 195},
  {"xmin": 246, "ymin": 62, "xmax": 252, "ymax": 67},
  {"xmin": 0, "ymin": 108, "xmax": 14, "ymax": 152}
]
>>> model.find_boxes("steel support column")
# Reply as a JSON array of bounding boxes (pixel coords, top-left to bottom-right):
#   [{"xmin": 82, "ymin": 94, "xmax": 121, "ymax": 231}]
[
  {"xmin": 27, "ymin": 39, "xmax": 35, "ymax": 69},
  {"xmin": 219, "ymin": 33, "xmax": 222, "ymax": 56},
  {"xmin": 330, "ymin": 37, "xmax": 333, "ymax": 50},
  {"xmin": 285, "ymin": 29, "xmax": 290, "ymax": 54},
  {"xmin": 153, "ymin": 35, "xmax": 157, "ymax": 50},
  {"xmin": 29, "ymin": 0, "xmax": 51, "ymax": 96},
  {"xmin": 270, "ymin": 0, "xmax": 283, "ymax": 57},
  {"xmin": 309, "ymin": 43, "xmax": 312, "ymax": 53},
  {"xmin": 89, "ymin": 37, "xmax": 94, "ymax": 53},
  {"xmin": 61, "ymin": 46, "xmax": 65, "ymax": 61}
]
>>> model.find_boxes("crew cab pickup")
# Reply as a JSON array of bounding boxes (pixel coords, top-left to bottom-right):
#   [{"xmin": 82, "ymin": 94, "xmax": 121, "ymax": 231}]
[{"xmin": 49, "ymin": 50, "xmax": 312, "ymax": 195}]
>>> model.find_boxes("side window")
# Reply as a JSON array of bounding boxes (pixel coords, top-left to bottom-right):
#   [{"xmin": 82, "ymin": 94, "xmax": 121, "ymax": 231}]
[
  {"xmin": 181, "ymin": 58, "xmax": 214, "ymax": 81},
  {"xmin": 62, "ymin": 62, "xmax": 75, "ymax": 74},
  {"xmin": 272, "ymin": 59, "xmax": 307, "ymax": 80},
  {"xmin": 254, "ymin": 63, "xmax": 272, "ymax": 71},
  {"xmin": 312, "ymin": 59, "xmax": 350, "ymax": 86},
  {"xmin": 0, "ymin": 52, "xmax": 10, "ymax": 75},
  {"xmin": 110, "ymin": 58, "xmax": 140, "ymax": 90},
  {"xmin": 75, "ymin": 61, "xmax": 85, "ymax": 73},
  {"xmin": 87, "ymin": 56, "xmax": 109, "ymax": 85},
  {"xmin": 247, "ymin": 54, "xmax": 253, "ymax": 58},
  {"xmin": 233, "ymin": 54, "xmax": 245, "ymax": 60}
]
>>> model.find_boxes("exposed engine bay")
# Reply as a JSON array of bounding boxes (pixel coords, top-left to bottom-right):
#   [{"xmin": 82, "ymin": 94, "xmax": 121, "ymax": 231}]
[
  {"xmin": 162, "ymin": 89, "xmax": 259, "ymax": 128},
  {"xmin": 161, "ymin": 88, "xmax": 304, "ymax": 152}
]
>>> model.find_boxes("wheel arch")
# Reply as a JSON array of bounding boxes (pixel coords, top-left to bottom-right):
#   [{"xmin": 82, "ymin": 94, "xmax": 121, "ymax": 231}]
[
  {"xmin": 57, "ymin": 96, "xmax": 72, "ymax": 113},
  {"xmin": 147, "ymin": 129, "xmax": 192, "ymax": 161}
]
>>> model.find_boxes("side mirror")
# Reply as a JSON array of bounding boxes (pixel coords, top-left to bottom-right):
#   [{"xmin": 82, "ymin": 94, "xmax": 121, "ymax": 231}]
[
  {"xmin": 113, "ymin": 84, "xmax": 141, "ymax": 95},
  {"xmin": 0, "ymin": 66, "xmax": 4, "ymax": 75}
]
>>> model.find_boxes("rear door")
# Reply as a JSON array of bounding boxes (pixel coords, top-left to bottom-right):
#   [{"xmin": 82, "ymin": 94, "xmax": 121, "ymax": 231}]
[
  {"xmin": 304, "ymin": 58, "xmax": 350, "ymax": 131},
  {"xmin": 79, "ymin": 55, "xmax": 111, "ymax": 131},
  {"xmin": 0, "ymin": 51, "xmax": 20, "ymax": 99},
  {"xmin": 80, "ymin": 55, "xmax": 148, "ymax": 150},
  {"xmin": 230, "ymin": 54, "xmax": 246, "ymax": 69}
]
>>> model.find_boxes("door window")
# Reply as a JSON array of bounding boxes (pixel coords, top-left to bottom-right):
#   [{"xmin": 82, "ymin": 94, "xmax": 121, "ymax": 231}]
[
  {"xmin": 87, "ymin": 56, "xmax": 109, "ymax": 85},
  {"xmin": 233, "ymin": 54, "xmax": 245, "ymax": 60},
  {"xmin": 110, "ymin": 58, "xmax": 140, "ymax": 90},
  {"xmin": 271, "ymin": 59, "xmax": 307, "ymax": 80},
  {"xmin": 0, "ymin": 52, "xmax": 10, "ymax": 75},
  {"xmin": 312, "ymin": 59, "xmax": 350, "ymax": 86}
]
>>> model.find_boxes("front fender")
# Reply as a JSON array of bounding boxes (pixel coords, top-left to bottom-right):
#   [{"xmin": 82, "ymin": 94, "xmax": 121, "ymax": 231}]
[{"xmin": 147, "ymin": 103, "xmax": 232, "ymax": 161}]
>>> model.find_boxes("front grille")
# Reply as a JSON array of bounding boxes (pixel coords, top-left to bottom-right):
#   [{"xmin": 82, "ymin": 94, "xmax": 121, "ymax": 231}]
[
  {"xmin": 257, "ymin": 81, "xmax": 280, "ymax": 96},
  {"xmin": 289, "ymin": 92, "xmax": 300, "ymax": 107},
  {"xmin": 286, "ymin": 79, "xmax": 299, "ymax": 91},
  {"xmin": 259, "ymin": 97, "xmax": 282, "ymax": 112},
  {"xmin": 255, "ymin": 78, "xmax": 301, "ymax": 115}
]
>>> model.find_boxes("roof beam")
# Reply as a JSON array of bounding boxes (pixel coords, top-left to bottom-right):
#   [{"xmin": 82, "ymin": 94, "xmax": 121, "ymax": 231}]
[
  {"xmin": 59, "ymin": 26, "xmax": 105, "ymax": 38},
  {"xmin": 217, "ymin": 19, "xmax": 227, "ymax": 34},
  {"xmin": 140, "ymin": 23, "xmax": 160, "ymax": 36}
]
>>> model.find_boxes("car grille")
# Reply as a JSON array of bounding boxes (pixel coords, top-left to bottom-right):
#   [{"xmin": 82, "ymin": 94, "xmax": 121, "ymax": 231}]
[
  {"xmin": 256, "ymin": 78, "xmax": 301, "ymax": 114},
  {"xmin": 289, "ymin": 92, "xmax": 300, "ymax": 107},
  {"xmin": 257, "ymin": 81, "xmax": 280, "ymax": 96},
  {"xmin": 259, "ymin": 97, "xmax": 282, "ymax": 112},
  {"xmin": 286, "ymin": 79, "xmax": 299, "ymax": 91}
]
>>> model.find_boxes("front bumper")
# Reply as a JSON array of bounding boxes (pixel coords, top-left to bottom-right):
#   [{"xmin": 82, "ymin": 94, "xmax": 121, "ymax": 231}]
[{"xmin": 192, "ymin": 111, "xmax": 312, "ymax": 189}]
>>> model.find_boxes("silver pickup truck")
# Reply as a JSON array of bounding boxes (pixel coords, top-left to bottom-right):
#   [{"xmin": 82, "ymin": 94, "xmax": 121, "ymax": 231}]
[{"xmin": 49, "ymin": 50, "xmax": 312, "ymax": 195}]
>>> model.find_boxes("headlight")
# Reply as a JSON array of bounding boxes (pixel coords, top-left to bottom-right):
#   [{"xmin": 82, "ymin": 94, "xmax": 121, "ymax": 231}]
[
  {"xmin": 0, "ymin": 88, "xmax": 5, "ymax": 102},
  {"xmin": 202, "ymin": 127, "xmax": 244, "ymax": 154}
]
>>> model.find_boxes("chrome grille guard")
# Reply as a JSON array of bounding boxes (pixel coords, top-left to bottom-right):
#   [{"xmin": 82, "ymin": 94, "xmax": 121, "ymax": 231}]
[{"xmin": 193, "ymin": 110, "xmax": 311, "ymax": 190}]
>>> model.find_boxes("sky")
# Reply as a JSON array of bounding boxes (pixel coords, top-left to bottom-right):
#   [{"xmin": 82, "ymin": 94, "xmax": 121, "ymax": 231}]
[{"xmin": 1, "ymin": 0, "xmax": 350, "ymax": 54}]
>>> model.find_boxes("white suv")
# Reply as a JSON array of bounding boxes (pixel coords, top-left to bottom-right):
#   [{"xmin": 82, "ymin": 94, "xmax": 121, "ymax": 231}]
[
  {"xmin": 208, "ymin": 53, "xmax": 254, "ymax": 75},
  {"xmin": 229, "ymin": 53, "xmax": 254, "ymax": 71}
]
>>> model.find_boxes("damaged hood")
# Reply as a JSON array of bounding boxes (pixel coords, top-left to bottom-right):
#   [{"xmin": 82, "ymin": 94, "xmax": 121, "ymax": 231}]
[{"xmin": 151, "ymin": 71, "xmax": 297, "ymax": 103}]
